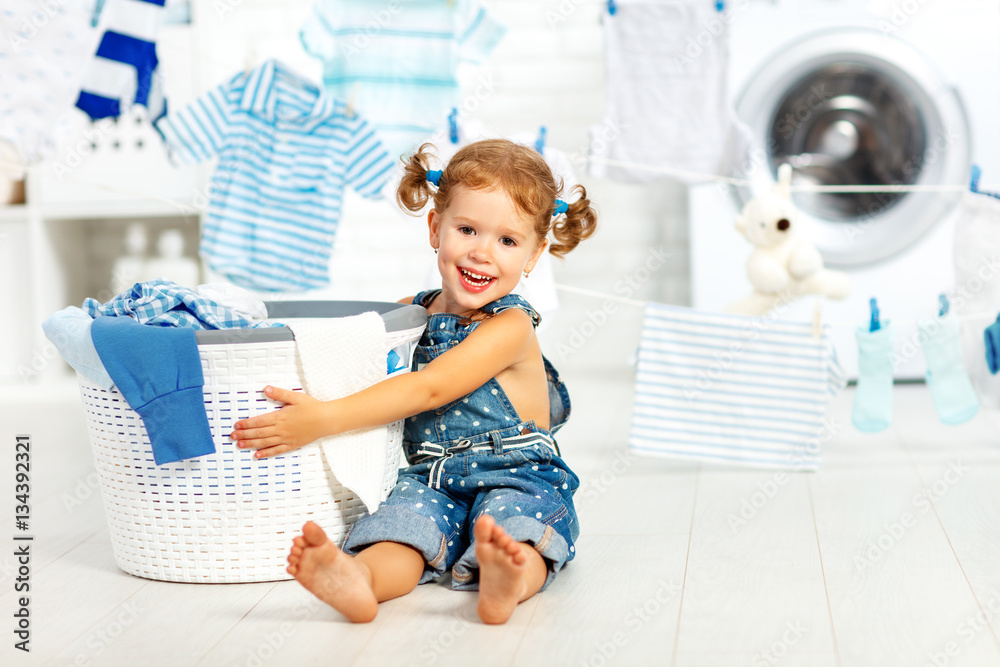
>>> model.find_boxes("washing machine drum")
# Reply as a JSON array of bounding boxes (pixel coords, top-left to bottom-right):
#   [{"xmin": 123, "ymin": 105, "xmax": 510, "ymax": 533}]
[{"xmin": 735, "ymin": 30, "xmax": 970, "ymax": 267}]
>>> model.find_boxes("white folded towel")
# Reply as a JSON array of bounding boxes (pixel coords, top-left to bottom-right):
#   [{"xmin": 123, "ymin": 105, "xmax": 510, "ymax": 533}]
[{"xmin": 287, "ymin": 313, "xmax": 392, "ymax": 514}]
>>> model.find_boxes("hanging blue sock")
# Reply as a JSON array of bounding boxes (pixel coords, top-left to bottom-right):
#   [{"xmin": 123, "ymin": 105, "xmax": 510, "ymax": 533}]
[
  {"xmin": 852, "ymin": 323, "xmax": 895, "ymax": 433},
  {"xmin": 919, "ymin": 315, "xmax": 979, "ymax": 425},
  {"xmin": 985, "ymin": 315, "xmax": 1000, "ymax": 374}
]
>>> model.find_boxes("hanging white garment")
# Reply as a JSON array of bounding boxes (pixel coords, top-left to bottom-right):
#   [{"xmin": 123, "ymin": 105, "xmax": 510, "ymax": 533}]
[
  {"xmin": 589, "ymin": 1, "xmax": 747, "ymax": 184},
  {"xmin": 953, "ymin": 191, "xmax": 1000, "ymax": 408},
  {"xmin": 0, "ymin": 0, "xmax": 102, "ymax": 164}
]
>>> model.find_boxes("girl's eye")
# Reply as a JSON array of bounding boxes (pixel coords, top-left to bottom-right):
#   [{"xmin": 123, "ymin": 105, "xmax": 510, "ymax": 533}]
[
  {"xmin": 459, "ymin": 226, "xmax": 474, "ymax": 235},
  {"xmin": 500, "ymin": 237, "xmax": 516, "ymax": 247}
]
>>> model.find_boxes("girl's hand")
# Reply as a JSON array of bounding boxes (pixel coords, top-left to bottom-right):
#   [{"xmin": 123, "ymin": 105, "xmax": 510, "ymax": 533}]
[{"xmin": 230, "ymin": 386, "xmax": 331, "ymax": 459}]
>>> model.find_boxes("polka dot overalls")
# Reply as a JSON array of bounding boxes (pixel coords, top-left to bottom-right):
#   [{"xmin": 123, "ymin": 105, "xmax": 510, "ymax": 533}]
[{"xmin": 342, "ymin": 290, "xmax": 580, "ymax": 590}]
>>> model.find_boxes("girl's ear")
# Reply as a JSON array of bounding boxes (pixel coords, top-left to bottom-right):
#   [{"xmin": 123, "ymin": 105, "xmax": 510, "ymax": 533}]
[
  {"xmin": 427, "ymin": 209, "xmax": 441, "ymax": 251},
  {"xmin": 524, "ymin": 238, "xmax": 548, "ymax": 274}
]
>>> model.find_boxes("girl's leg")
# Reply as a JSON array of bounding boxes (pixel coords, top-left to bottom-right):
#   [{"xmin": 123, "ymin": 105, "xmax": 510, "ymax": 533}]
[
  {"xmin": 355, "ymin": 540, "xmax": 426, "ymax": 601},
  {"xmin": 287, "ymin": 521, "xmax": 424, "ymax": 623},
  {"xmin": 473, "ymin": 515, "xmax": 548, "ymax": 624}
]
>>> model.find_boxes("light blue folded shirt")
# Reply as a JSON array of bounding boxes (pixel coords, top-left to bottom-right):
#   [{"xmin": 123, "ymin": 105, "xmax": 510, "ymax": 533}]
[{"xmin": 41, "ymin": 306, "xmax": 115, "ymax": 389}]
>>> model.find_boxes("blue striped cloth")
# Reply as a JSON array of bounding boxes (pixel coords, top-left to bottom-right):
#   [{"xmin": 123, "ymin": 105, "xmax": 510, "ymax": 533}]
[
  {"xmin": 76, "ymin": 0, "xmax": 167, "ymax": 121},
  {"xmin": 82, "ymin": 279, "xmax": 278, "ymax": 329},
  {"xmin": 301, "ymin": 0, "xmax": 505, "ymax": 158},
  {"xmin": 155, "ymin": 59, "xmax": 394, "ymax": 292},
  {"xmin": 629, "ymin": 303, "xmax": 846, "ymax": 471}
]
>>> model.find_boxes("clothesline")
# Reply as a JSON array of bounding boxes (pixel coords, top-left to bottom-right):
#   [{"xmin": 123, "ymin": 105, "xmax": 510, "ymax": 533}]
[
  {"xmin": 326, "ymin": 240, "xmax": 1000, "ymax": 330},
  {"xmin": 552, "ymin": 284, "xmax": 998, "ymax": 329},
  {"xmin": 587, "ymin": 157, "xmax": 979, "ymax": 193}
]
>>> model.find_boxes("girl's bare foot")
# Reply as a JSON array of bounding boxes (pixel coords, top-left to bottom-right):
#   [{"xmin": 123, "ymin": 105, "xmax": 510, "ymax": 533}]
[
  {"xmin": 286, "ymin": 521, "xmax": 378, "ymax": 623},
  {"xmin": 474, "ymin": 515, "xmax": 543, "ymax": 624}
]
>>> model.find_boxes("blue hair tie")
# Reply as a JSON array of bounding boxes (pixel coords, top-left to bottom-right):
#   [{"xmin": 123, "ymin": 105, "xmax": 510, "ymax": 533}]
[
  {"xmin": 553, "ymin": 199, "xmax": 568, "ymax": 216},
  {"xmin": 426, "ymin": 170, "xmax": 442, "ymax": 187}
]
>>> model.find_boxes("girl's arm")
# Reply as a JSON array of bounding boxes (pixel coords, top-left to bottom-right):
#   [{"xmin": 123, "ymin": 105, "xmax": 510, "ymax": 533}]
[{"xmin": 231, "ymin": 308, "xmax": 536, "ymax": 458}]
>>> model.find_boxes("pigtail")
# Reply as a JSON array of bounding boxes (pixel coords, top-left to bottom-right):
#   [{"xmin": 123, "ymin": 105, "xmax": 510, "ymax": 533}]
[
  {"xmin": 549, "ymin": 184, "xmax": 598, "ymax": 257},
  {"xmin": 395, "ymin": 143, "xmax": 438, "ymax": 215}
]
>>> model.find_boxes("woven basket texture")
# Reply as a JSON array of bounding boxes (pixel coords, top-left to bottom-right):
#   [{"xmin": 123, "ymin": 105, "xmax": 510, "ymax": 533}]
[{"xmin": 78, "ymin": 326, "xmax": 421, "ymax": 583}]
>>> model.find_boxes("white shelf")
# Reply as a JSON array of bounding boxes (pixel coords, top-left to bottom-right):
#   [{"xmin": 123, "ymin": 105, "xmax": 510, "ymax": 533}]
[
  {"xmin": 0, "ymin": 205, "xmax": 29, "ymax": 223},
  {"xmin": 37, "ymin": 199, "xmax": 198, "ymax": 222}
]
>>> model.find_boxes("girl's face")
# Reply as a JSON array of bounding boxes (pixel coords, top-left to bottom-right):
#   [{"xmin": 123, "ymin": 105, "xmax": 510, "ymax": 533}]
[{"xmin": 428, "ymin": 185, "xmax": 546, "ymax": 316}]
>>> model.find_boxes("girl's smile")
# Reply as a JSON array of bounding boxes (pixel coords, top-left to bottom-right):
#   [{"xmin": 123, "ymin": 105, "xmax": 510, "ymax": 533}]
[{"xmin": 457, "ymin": 266, "xmax": 496, "ymax": 292}]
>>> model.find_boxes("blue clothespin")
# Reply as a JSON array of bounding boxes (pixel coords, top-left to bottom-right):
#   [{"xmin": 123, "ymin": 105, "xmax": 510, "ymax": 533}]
[
  {"xmin": 448, "ymin": 108, "xmax": 459, "ymax": 144},
  {"xmin": 970, "ymin": 164, "xmax": 982, "ymax": 193},
  {"xmin": 716, "ymin": 1, "xmax": 725, "ymax": 11},
  {"xmin": 939, "ymin": 294, "xmax": 950, "ymax": 317},
  {"xmin": 92, "ymin": 0, "xmax": 107, "ymax": 27},
  {"xmin": 607, "ymin": 0, "xmax": 617, "ymax": 15},
  {"xmin": 869, "ymin": 298, "xmax": 881, "ymax": 333},
  {"xmin": 534, "ymin": 126, "xmax": 547, "ymax": 155},
  {"xmin": 969, "ymin": 164, "xmax": 1000, "ymax": 201}
]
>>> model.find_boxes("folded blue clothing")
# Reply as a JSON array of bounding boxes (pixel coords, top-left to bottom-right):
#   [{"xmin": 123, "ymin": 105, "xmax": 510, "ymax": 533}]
[
  {"xmin": 41, "ymin": 306, "xmax": 115, "ymax": 390},
  {"xmin": 91, "ymin": 316, "xmax": 215, "ymax": 465}
]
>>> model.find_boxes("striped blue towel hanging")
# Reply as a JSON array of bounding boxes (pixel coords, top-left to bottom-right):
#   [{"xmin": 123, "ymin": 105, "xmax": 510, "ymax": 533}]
[
  {"xmin": 629, "ymin": 302, "xmax": 846, "ymax": 471},
  {"xmin": 76, "ymin": 0, "xmax": 168, "ymax": 121}
]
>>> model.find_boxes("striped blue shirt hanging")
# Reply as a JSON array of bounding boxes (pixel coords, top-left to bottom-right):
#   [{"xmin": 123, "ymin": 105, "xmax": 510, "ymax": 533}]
[
  {"xmin": 629, "ymin": 303, "xmax": 846, "ymax": 471},
  {"xmin": 301, "ymin": 0, "xmax": 505, "ymax": 157},
  {"xmin": 76, "ymin": 0, "xmax": 167, "ymax": 121},
  {"xmin": 155, "ymin": 60, "xmax": 395, "ymax": 292}
]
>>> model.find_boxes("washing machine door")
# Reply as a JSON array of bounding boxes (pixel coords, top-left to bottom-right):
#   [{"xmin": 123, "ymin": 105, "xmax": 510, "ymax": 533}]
[{"xmin": 734, "ymin": 29, "xmax": 970, "ymax": 267}]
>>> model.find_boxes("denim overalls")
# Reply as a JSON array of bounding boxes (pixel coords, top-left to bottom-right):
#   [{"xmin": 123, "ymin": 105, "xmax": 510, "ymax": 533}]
[{"xmin": 343, "ymin": 290, "xmax": 581, "ymax": 590}]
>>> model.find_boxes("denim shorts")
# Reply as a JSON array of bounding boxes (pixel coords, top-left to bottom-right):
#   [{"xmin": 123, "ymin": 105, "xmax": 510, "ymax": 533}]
[{"xmin": 342, "ymin": 432, "xmax": 580, "ymax": 591}]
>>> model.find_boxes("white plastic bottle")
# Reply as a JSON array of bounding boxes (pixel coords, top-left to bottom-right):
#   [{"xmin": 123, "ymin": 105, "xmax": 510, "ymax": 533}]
[
  {"xmin": 109, "ymin": 223, "xmax": 149, "ymax": 294},
  {"xmin": 145, "ymin": 228, "xmax": 200, "ymax": 288}
]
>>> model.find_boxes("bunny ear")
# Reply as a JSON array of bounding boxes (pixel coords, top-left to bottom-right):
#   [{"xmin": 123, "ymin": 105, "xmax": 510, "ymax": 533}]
[{"xmin": 775, "ymin": 163, "xmax": 793, "ymax": 200}]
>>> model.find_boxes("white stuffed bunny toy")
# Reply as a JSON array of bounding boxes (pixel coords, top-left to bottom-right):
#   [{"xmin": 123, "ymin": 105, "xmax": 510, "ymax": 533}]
[{"xmin": 726, "ymin": 163, "xmax": 851, "ymax": 316}]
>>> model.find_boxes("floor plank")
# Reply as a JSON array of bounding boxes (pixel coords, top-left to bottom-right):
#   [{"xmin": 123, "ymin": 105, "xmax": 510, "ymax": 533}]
[
  {"xmin": 676, "ymin": 471, "xmax": 835, "ymax": 657},
  {"xmin": 195, "ymin": 579, "xmax": 400, "ymax": 667},
  {"xmin": 0, "ymin": 493, "xmax": 105, "ymax": 597},
  {"xmin": 0, "ymin": 544, "xmax": 148, "ymax": 667},
  {"xmin": 809, "ymin": 462, "xmax": 1000, "ymax": 667},
  {"xmin": 356, "ymin": 579, "xmax": 534, "ymax": 667},
  {"xmin": 909, "ymin": 461, "xmax": 1000, "ymax": 662},
  {"xmin": 515, "ymin": 534, "xmax": 690, "ymax": 667},
  {"xmin": 45, "ymin": 574, "xmax": 274, "ymax": 667}
]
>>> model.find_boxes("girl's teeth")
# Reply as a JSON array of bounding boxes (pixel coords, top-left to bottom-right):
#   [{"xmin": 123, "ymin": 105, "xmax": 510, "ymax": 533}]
[{"xmin": 461, "ymin": 269, "xmax": 491, "ymax": 284}]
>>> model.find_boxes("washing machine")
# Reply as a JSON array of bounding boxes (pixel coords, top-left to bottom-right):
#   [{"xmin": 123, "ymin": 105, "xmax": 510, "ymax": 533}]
[{"xmin": 689, "ymin": 0, "xmax": 1000, "ymax": 379}]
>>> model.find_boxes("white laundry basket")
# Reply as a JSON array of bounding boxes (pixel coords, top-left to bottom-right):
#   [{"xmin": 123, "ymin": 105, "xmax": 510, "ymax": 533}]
[{"xmin": 77, "ymin": 301, "xmax": 426, "ymax": 583}]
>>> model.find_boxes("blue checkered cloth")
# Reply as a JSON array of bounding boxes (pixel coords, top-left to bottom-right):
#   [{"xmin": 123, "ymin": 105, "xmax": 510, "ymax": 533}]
[{"xmin": 82, "ymin": 279, "xmax": 279, "ymax": 329}]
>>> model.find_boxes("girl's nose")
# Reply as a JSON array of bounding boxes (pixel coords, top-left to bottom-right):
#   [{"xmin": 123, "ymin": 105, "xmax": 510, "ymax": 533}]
[{"xmin": 468, "ymin": 239, "xmax": 491, "ymax": 262}]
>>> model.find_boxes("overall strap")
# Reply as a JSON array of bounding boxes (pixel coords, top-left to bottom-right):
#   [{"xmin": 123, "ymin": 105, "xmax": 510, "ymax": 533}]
[
  {"xmin": 412, "ymin": 289, "xmax": 442, "ymax": 307},
  {"xmin": 480, "ymin": 294, "xmax": 541, "ymax": 328}
]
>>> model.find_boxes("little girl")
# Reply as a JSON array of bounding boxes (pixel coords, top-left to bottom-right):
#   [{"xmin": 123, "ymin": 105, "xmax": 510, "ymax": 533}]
[{"xmin": 230, "ymin": 138, "xmax": 598, "ymax": 624}]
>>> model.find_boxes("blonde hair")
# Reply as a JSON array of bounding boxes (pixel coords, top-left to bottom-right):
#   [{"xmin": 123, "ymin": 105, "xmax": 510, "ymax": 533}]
[{"xmin": 396, "ymin": 139, "xmax": 597, "ymax": 257}]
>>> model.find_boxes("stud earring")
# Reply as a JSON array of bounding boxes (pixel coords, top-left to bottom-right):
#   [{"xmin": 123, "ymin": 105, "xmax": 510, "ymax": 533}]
[
  {"xmin": 523, "ymin": 270, "xmax": 530, "ymax": 279},
  {"xmin": 434, "ymin": 248, "xmax": 439, "ymax": 254}
]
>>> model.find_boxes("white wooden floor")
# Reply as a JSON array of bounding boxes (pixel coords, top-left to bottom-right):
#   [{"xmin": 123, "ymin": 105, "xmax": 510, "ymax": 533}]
[{"xmin": 3, "ymin": 372, "xmax": 1000, "ymax": 667}]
